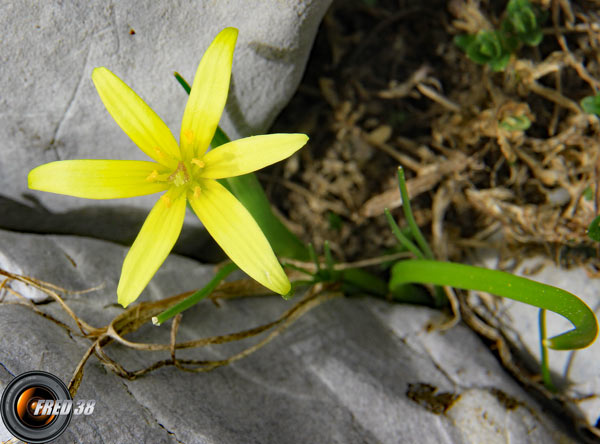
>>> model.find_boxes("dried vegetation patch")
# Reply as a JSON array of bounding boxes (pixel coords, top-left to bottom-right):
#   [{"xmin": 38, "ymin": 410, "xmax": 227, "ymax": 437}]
[{"xmin": 269, "ymin": 0, "xmax": 600, "ymax": 270}]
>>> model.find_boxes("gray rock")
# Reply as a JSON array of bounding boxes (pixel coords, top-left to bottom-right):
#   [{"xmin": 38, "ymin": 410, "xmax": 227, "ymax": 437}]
[
  {"xmin": 474, "ymin": 254, "xmax": 600, "ymax": 431},
  {"xmin": 0, "ymin": 230, "xmax": 577, "ymax": 443},
  {"xmin": 0, "ymin": 0, "xmax": 330, "ymax": 241}
]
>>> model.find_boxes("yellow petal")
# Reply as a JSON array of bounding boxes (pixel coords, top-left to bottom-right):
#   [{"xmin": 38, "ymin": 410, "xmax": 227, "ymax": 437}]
[
  {"xmin": 28, "ymin": 160, "xmax": 170, "ymax": 199},
  {"xmin": 117, "ymin": 188, "xmax": 186, "ymax": 307},
  {"xmin": 200, "ymin": 134, "xmax": 309, "ymax": 179},
  {"xmin": 188, "ymin": 180, "xmax": 290, "ymax": 295},
  {"xmin": 92, "ymin": 67, "xmax": 181, "ymax": 168},
  {"xmin": 180, "ymin": 27, "xmax": 238, "ymax": 160}
]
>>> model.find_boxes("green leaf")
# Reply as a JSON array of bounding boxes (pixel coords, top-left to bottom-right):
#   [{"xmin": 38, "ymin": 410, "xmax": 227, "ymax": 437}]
[
  {"xmin": 499, "ymin": 115, "xmax": 531, "ymax": 131},
  {"xmin": 502, "ymin": 0, "xmax": 545, "ymax": 47},
  {"xmin": 389, "ymin": 260, "xmax": 598, "ymax": 350},
  {"xmin": 454, "ymin": 34, "xmax": 476, "ymax": 51},
  {"xmin": 581, "ymin": 95, "xmax": 600, "ymax": 116},
  {"xmin": 587, "ymin": 214, "xmax": 600, "ymax": 242},
  {"xmin": 456, "ymin": 30, "xmax": 511, "ymax": 71},
  {"xmin": 488, "ymin": 52, "xmax": 511, "ymax": 71},
  {"xmin": 341, "ymin": 268, "xmax": 388, "ymax": 297},
  {"xmin": 153, "ymin": 262, "xmax": 238, "ymax": 325}
]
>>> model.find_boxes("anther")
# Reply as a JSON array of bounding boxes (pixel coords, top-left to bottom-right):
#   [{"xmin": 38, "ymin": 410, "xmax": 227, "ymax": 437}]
[
  {"xmin": 193, "ymin": 186, "xmax": 202, "ymax": 198},
  {"xmin": 191, "ymin": 158, "xmax": 205, "ymax": 168},
  {"xmin": 146, "ymin": 170, "xmax": 159, "ymax": 182}
]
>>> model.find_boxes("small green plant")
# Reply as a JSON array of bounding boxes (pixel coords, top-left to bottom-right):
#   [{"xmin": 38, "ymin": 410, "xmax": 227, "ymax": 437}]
[
  {"xmin": 455, "ymin": 31, "xmax": 511, "ymax": 72},
  {"xmin": 385, "ymin": 167, "xmax": 596, "ymax": 390},
  {"xmin": 581, "ymin": 94, "xmax": 600, "ymax": 115},
  {"xmin": 499, "ymin": 114, "xmax": 532, "ymax": 131},
  {"xmin": 502, "ymin": 0, "xmax": 545, "ymax": 47},
  {"xmin": 455, "ymin": 0, "xmax": 546, "ymax": 71}
]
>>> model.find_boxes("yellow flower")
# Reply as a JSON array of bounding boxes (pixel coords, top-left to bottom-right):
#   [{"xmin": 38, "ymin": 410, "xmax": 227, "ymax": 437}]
[{"xmin": 28, "ymin": 27, "xmax": 308, "ymax": 307}]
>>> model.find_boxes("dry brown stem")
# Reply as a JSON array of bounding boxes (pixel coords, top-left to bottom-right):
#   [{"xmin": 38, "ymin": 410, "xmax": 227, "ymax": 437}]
[{"xmin": 0, "ymin": 269, "xmax": 338, "ymax": 399}]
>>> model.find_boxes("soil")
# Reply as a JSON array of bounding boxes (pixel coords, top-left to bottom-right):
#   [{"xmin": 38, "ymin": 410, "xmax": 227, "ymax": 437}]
[{"xmin": 269, "ymin": 0, "xmax": 600, "ymax": 273}]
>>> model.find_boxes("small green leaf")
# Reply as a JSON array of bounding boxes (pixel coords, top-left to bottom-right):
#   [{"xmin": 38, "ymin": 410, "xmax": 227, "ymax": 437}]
[
  {"xmin": 503, "ymin": 0, "xmax": 545, "ymax": 47},
  {"xmin": 456, "ymin": 30, "xmax": 511, "ymax": 71},
  {"xmin": 499, "ymin": 115, "xmax": 531, "ymax": 131},
  {"xmin": 587, "ymin": 214, "xmax": 600, "ymax": 242},
  {"xmin": 328, "ymin": 212, "xmax": 342, "ymax": 231},
  {"xmin": 581, "ymin": 95, "xmax": 600, "ymax": 116},
  {"xmin": 488, "ymin": 52, "xmax": 511, "ymax": 72},
  {"xmin": 454, "ymin": 34, "xmax": 476, "ymax": 51}
]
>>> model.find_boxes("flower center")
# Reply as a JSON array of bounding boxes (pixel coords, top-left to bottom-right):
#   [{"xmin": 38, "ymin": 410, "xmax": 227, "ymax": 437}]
[{"xmin": 168, "ymin": 162, "xmax": 190, "ymax": 187}]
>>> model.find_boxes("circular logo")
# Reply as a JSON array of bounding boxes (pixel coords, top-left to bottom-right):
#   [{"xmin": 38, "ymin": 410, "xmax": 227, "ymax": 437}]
[{"xmin": 1, "ymin": 371, "xmax": 72, "ymax": 443}]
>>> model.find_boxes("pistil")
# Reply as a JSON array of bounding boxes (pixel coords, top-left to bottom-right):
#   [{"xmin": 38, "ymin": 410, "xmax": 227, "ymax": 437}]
[{"xmin": 168, "ymin": 162, "xmax": 190, "ymax": 187}]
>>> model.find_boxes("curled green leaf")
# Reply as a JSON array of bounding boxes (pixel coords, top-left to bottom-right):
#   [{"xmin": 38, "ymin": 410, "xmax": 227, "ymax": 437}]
[{"xmin": 389, "ymin": 260, "xmax": 598, "ymax": 350}]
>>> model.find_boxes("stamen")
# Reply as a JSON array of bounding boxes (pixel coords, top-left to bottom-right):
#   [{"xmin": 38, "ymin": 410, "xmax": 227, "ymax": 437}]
[
  {"xmin": 145, "ymin": 170, "xmax": 159, "ymax": 182},
  {"xmin": 191, "ymin": 158, "xmax": 205, "ymax": 168},
  {"xmin": 193, "ymin": 186, "xmax": 202, "ymax": 198},
  {"xmin": 153, "ymin": 147, "xmax": 164, "ymax": 158},
  {"xmin": 183, "ymin": 129, "xmax": 194, "ymax": 144}
]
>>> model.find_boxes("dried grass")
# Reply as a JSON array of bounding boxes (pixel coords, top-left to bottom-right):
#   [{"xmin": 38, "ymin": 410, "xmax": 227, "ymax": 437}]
[{"xmin": 269, "ymin": 0, "xmax": 600, "ymax": 270}]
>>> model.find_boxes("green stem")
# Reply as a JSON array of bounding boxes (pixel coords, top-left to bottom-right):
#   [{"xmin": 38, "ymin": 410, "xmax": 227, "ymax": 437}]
[
  {"xmin": 394, "ymin": 167, "xmax": 445, "ymax": 307},
  {"xmin": 389, "ymin": 260, "xmax": 598, "ymax": 350},
  {"xmin": 174, "ymin": 72, "xmax": 191, "ymax": 94},
  {"xmin": 308, "ymin": 243, "xmax": 321, "ymax": 273},
  {"xmin": 324, "ymin": 241, "xmax": 335, "ymax": 272},
  {"xmin": 397, "ymin": 167, "xmax": 434, "ymax": 260},
  {"xmin": 384, "ymin": 209, "xmax": 425, "ymax": 260},
  {"xmin": 539, "ymin": 309, "xmax": 556, "ymax": 391},
  {"xmin": 153, "ymin": 263, "xmax": 238, "ymax": 325}
]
